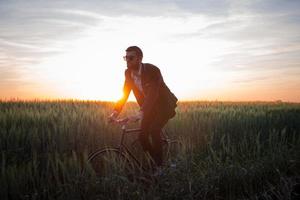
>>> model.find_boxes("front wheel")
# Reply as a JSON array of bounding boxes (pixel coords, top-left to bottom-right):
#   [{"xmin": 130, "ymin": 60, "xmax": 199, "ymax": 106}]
[{"xmin": 85, "ymin": 148, "xmax": 135, "ymax": 178}]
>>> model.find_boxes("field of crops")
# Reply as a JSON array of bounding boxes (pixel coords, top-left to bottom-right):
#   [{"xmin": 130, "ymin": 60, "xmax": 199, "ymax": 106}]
[{"xmin": 0, "ymin": 100, "xmax": 299, "ymax": 200}]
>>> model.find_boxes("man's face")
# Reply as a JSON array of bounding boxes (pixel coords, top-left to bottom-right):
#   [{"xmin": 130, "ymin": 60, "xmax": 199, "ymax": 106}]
[{"xmin": 124, "ymin": 51, "xmax": 141, "ymax": 70}]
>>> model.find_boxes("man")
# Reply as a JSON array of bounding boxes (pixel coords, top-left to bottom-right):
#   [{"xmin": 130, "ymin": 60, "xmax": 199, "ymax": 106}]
[{"xmin": 108, "ymin": 46, "xmax": 178, "ymax": 169}]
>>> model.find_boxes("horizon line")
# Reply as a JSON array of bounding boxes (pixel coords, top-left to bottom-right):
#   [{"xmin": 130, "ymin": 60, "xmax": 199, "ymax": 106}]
[{"xmin": 0, "ymin": 98, "xmax": 299, "ymax": 104}]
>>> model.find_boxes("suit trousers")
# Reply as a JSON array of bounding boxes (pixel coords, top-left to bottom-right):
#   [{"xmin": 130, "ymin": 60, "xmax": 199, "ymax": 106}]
[{"xmin": 139, "ymin": 106, "xmax": 171, "ymax": 167}]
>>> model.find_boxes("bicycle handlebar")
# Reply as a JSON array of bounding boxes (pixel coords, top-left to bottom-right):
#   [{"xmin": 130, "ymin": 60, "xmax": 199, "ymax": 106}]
[
  {"xmin": 108, "ymin": 116, "xmax": 168, "ymax": 138},
  {"xmin": 111, "ymin": 117, "xmax": 129, "ymax": 124},
  {"xmin": 108, "ymin": 117, "xmax": 140, "ymax": 130}
]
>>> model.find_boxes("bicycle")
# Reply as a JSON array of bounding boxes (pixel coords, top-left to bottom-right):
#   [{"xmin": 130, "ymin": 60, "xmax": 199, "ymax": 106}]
[{"xmin": 84, "ymin": 117, "xmax": 181, "ymax": 180}]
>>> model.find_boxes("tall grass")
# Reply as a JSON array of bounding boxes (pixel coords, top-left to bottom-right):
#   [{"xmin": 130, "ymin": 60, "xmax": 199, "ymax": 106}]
[{"xmin": 0, "ymin": 100, "xmax": 299, "ymax": 199}]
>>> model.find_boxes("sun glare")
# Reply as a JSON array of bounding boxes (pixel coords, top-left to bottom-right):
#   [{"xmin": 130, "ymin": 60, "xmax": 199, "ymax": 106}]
[
  {"xmin": 34, "ymin": 15, "xmax": 235, "ymax": 101},
  {"xmin": 36, "ymin": 35, "xmax": 125, "ymax": 101}
]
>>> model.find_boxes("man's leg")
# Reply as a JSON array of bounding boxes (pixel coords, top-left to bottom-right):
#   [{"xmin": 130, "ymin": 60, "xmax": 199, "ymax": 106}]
[
  {"xmin": 149, "ymin": 128, "xmax": 164, "ymax": 167},
  {"xmin": 139, "ymin": 110, "xmax": 156, "ymax": 161},
  {"xmin": 147, "ymin": 111, "xmax": 170, "ymax": 167},
  {"xmin": 139, "ymin": 127, "xmax": 164, "ymax": 167},
  {"xmin": 138, "ymin": 130, "xmax": 152, "ymax": 153}
]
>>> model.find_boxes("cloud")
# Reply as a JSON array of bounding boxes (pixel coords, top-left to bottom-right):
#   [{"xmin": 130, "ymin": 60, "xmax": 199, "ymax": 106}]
[
  {"xmin": 0, "ymin": 63, "xmax": 18, "ymax": 82},
  {"xmin": 245, "ymin": 0, "xmax": 300, "ymax": 15},
  {"xmin": 0, "ymin": 0, "xmax": 232, "ymax": 19},
  {"xmin": 231, "ymin": 75, "xmax": 270, "ymax": 84},
  {"xmin": 174, "ymin": 12, "xmax": 300, "ymax": 42},
  {"xmin": 0, "ymin": 1, "xmax": 103, "ymax": 88},
  {"xmin": 210, "ymin": 44, "xmax": 300, "ymax": 73},
  {"xmin": 169, "ymin": 1, "xmax": 300, "ymax": 75}
]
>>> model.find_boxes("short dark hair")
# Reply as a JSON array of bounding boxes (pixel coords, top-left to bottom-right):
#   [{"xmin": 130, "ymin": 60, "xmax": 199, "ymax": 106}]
[{"xmin": 126, "ymin": 46, "xmax": 143, "ymax": 59}]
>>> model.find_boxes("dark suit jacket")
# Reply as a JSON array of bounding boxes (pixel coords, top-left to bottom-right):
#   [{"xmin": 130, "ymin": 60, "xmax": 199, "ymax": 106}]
[{"xmin": 113, "ymin": 63, "xmax": 178, "ymax": 119}]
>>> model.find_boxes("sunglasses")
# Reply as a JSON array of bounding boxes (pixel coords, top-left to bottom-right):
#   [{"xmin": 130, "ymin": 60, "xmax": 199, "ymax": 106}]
[{"xmin": 123, "ymin": 55, "xmax": 136, "ymax": 61}]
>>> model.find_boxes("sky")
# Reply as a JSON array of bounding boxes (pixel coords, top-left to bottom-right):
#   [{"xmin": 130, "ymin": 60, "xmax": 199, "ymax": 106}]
[{"xmin": 0, "ymin": 0, "xmax": 300, "ymax": 102}]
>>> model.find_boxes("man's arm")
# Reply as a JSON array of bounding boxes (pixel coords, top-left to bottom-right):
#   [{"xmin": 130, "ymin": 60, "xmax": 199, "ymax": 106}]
[
  {"xmin": 113, "ymin": 70, "xmax": 132, "ymax": 116},
  {"xmin": 140, "ymin": 67, "xmax": 162, "ymax": 117}
]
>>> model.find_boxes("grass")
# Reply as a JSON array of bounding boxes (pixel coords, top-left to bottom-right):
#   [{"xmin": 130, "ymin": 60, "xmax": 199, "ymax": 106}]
[{"xmin": 0, "ymin": 100, "xmax": 299, "ymax": 199}]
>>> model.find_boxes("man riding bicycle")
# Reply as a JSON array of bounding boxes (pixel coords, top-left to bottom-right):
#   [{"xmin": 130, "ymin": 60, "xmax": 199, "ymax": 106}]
[{"xmin": 108, "ymin": 46, "xmax": 178, "ymax": 169}]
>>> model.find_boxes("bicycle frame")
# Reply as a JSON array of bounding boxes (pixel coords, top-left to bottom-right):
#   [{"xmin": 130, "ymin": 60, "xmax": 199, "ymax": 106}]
[
  {"xmin": 85, "ymin": 121, "xmax": 178, "ymax": 178},
  {"xmin": 118, "ymin": 126, "xmax": 144, "ymax": 169},
  {"xmin": 117, "ymin": 124, "xmax": 170, "ymax": 170}
]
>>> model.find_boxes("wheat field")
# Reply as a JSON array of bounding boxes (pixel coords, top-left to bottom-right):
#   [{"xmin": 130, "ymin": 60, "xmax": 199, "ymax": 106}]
[{"xmin": 0, "ymin": 100, "xmax": 299, "ymax": 200}]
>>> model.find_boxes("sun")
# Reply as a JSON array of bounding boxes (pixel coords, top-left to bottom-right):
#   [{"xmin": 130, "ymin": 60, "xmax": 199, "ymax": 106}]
[{"xmin": 36, "ymin": 36, "xmax": 126, "ymax": 101}]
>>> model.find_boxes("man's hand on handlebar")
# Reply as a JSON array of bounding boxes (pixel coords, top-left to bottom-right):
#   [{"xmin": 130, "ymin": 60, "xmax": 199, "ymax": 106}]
[
  {"xmin": 108, "ymin": 110, "xmax": 144, "ymax": 124},
  {"xmin": 108, "ymin": 117, "xmax": 131, "ymax": 125},
  {"xmin": 108, "ymin": 110, "xmax": 118, "ymax": 123}
]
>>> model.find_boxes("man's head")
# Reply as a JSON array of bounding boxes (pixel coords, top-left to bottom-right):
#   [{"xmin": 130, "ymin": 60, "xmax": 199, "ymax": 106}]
[{"xmin": 124, "ymin": 46, "xmax": 143, "ymax": 70}]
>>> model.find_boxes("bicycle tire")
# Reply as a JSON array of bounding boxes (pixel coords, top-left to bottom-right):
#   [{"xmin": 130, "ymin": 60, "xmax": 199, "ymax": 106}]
[{"xmin": 86, "ymin": 148, "xmax": 135, "ymax": 178}]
